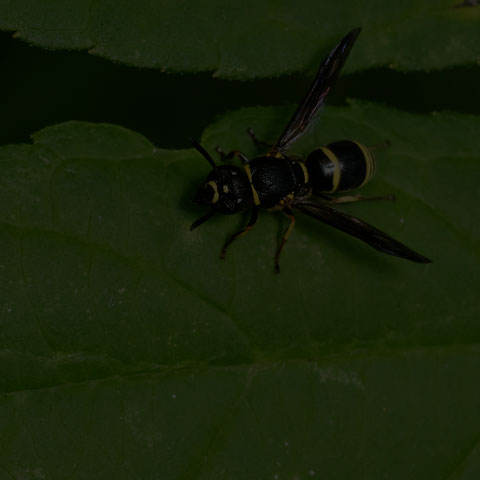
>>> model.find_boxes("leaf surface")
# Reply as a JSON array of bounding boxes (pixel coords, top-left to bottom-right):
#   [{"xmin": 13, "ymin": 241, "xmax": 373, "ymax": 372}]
[
  {"xmin": 0, "ymin": 0, "xmax": 479, "ymax": 78},
  {"xmin": 1, "ymin": 104, "xmax": 480, "ymax": 479}
]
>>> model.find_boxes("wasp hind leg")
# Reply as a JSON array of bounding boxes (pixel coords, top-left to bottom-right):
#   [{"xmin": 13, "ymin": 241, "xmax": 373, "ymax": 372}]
[
  {"xmin": 220, "ymin": 208, "xmax": 259, "ymax": 260},
  {"xmin": 326, "ymin": 193, "xmax": 396, "ymax": 204},
  {"xmin": 274, "ymin": 207, "xmax": 296, "ymax": 274},
  {"xmin": 369, "ymin": 139, "xmax": 391, "ymax": 152}
]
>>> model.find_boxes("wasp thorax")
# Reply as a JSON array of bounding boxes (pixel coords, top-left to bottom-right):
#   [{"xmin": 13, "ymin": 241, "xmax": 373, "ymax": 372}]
[{"xmin": 193, "ymin": 180, "xmax": 219, "ymax": 205}]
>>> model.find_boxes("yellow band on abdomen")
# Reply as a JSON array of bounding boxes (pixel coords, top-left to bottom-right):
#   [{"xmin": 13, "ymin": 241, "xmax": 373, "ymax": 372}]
[
  {"xmin": 320, "ymin": 147, "xmax": 341, "ymax": 193},
  {"xmin": 354, "ymin": 141, "xmax": 376, "ymax": 187},
  {"xmin": 299, "ymin": 161, "xmax": 309, "ymax": 184}
]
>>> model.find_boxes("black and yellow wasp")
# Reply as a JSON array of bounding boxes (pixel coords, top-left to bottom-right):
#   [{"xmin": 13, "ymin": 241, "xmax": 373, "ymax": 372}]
[{"xmin": 190, "ymin": 27, "xmax": 431, "ymax": 272}]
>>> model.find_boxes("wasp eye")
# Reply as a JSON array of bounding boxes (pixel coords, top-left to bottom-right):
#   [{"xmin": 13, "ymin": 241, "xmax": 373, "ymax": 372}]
[{"xmin": 193, "ymin": 181, "xmax": 219, "ymax": 205}]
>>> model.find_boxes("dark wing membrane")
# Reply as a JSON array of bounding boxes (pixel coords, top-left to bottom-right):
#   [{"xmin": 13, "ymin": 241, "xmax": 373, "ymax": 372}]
[
  {"xmin": 294, "ymin": 199, "xmax": 432, "ymax": 263},
  {"xmin": 274, "ymin": 28, "xmax": 361, "ymax": 153}
]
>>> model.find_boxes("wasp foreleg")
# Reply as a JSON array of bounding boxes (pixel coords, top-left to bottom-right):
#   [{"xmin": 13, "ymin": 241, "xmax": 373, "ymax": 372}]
[
  {"xmin": 220, "ymin": 207, "xmax": 259, "ymax": 260},
  {"xmin": 215, "ymin": 146, "xmax": 250, "ymax": 164},
  {"xmin": 247, "ymin": 127, "xmax": 274, "ymax": 149},
  {"xmin": 274, "ymin": 207, "xmax": 296, "ymax": 274}
]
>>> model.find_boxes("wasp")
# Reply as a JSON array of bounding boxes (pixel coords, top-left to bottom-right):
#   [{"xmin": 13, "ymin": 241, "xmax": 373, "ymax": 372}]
[{"xmin": 190, "ymin": 27, "xmax": 431, "ymax": 272}]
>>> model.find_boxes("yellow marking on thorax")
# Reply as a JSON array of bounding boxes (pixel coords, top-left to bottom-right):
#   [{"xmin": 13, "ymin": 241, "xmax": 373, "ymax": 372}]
[
  {"xmin": 243, "ymin": 163, "xmax": 261, "ymax": 206},
  {"xmin": 207, "ymin": 180, "xmax": 220, "ymax": 203},
  {"xmin": 320, "ymin": 147, "xmax": 341, "ymax": 193},
  {"xmin": 354, "ymin": 141, "xmax": 376, "ymax": 187},
  {"xmin": 279, "ymin": 193, "xmax": 295, "ymax": 205},
  {"xmin": 266, "ymin": 150, "xmax": 285, "ymax": 159}
]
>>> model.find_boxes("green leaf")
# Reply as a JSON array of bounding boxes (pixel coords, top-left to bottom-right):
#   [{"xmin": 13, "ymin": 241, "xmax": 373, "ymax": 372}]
[
  {"xmin": 1, "ymin": 104, "xmax": 480, "ymax": 479},
  {"xmin": 0, "ymin": 0, "xmax": 479, "ymax": 78}
]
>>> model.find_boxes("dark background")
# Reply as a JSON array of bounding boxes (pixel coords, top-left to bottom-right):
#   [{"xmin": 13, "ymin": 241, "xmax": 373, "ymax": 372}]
[{"xmin": 1, "ymin": 30, "xmax": 479, "ymax": 148}]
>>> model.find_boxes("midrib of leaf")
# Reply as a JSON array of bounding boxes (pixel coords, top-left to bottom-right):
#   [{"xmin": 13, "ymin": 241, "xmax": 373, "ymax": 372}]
[{"xmin": 3, "ymin": 343, "xmax": 480, "ymax": 397}]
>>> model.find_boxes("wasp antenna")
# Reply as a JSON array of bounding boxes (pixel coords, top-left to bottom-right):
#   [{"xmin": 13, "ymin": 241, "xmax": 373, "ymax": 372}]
[
  {"xmin": 190, "ymin": 138, "xmax": 217, "ymax": 170},
  {"xmin": 190, "ymin": 209, "xmax": 215, "ymax": 231}
]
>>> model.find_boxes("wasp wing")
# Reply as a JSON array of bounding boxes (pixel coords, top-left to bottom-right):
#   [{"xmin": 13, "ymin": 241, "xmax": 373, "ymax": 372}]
[
  {"xmin": 294, "ymin": 199, "xmax": 431, "ymax": 263},
  {"xmin": 274, "ymin": 28, "xmax": 361, "ymax": 153}
]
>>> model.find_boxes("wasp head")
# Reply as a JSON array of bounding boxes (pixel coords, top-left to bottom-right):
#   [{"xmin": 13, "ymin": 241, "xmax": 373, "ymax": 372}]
[
  {"xmin": 190, "ymin": 140, "xmax": 251, "ymax": 230},
  {"xmin": 193, "ymin": 164, "xmax": 250, "ymax": 214}
]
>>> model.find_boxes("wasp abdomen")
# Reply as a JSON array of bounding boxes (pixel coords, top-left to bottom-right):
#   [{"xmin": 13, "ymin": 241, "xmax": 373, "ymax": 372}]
[{"xmin": 305, "ymin": 140, "xmax": 375, "ymax": 194}]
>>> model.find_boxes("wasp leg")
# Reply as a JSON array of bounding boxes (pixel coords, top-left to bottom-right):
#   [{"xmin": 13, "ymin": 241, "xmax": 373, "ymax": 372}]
[
  {"xmin": 368, "ymin": 139, "xmax": 391, "ymax": 152},
  {"xmin": 274, "ymin": 207, "xmax": 296, "ymax": 274},
  {"xmin": 247, "ymin": 127, "xmax": 274, "ymax": 149},
  {"xmin": 327, "ymin": 193, "xmax": 396, "ymax": 204},
  {"xmin": 215, "ymin": 146, "xmax": 250, "ymax": 164},
  {"xmin": 220, "ymin": 207, "xmax": 259, "ymax": 260}
]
